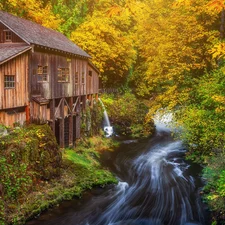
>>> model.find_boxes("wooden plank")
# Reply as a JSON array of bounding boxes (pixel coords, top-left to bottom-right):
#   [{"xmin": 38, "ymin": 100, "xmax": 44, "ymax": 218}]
[
  {"xmin": 54, "ymin": 98, "xmax": 63, "ymax": 118},
  {"xmin": 50, "ymin": 99, "xmax": 55, "ymax": 135},
  {"xmin": 75, "ymin": 97, "xmax": 81, "ymax": 139},
  {"xmin": 1, "ymin": 52, "xmax": 29, "ymax": 110},
  {"xmin": 60, "ymin": 98, "xmax": 65, "ymax": 148},
  {"xmin": 0, "ymin": 110, "xmax": 26, "ymax": 127},
  {"xmin": 69, "ymin": 97, "xmax": 73, "ymax": 146},
  {"xmin": 63, "ymin": 98, "xmax": 72, "ymax": 114},
  {"xmin": 72, "ymin": 97, "xmax": 79, "ymax": 113}
]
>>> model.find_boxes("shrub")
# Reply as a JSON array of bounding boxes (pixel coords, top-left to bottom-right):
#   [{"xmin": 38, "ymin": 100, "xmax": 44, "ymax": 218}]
[{"xmin": 101, "ymin": 92, "xmax": 155, "ymax": 138}]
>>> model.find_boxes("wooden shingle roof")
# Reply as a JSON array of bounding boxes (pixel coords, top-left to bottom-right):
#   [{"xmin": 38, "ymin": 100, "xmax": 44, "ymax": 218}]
[
  {"xmin": 0, "ymin": 11, "xmax": 90, "ymax": 58},
  {"xmin": 0, "ymin": 45, "xmax": 32, "ymax": 65}
]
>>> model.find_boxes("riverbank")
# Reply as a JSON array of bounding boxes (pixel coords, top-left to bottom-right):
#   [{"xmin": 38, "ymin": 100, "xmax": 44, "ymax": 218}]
[{"xmin": 0, "ymin": 125, "xmax": 118, "ymax": 225}]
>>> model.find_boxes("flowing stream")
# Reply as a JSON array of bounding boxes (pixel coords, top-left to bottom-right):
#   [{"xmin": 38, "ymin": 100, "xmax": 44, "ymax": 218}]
[{"xmin": 27, "ymin": 122, "xmax": 210, "ymax": 225}]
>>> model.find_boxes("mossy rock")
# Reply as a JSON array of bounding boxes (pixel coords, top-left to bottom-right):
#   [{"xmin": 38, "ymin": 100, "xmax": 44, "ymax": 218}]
[{"xmin": 0, "ymin": 124, "xmax": 62, "ymax": 192}]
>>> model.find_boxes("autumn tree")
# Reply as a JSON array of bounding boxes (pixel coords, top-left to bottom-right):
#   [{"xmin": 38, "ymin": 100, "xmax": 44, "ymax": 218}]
[
  {"xmin": 0, "ymin": 0, "xmax": 62, "ymax": 30},
  {"xmin": 131, "ymin": 0, "xmax": 220, "ymax": 113},
  {"xmin": 49, "ymin": 0, "xmax": 94, "ymax": 36},
  {"xmin": 70, "ymin": 0, "xmax": 137, "ymax": 87}
]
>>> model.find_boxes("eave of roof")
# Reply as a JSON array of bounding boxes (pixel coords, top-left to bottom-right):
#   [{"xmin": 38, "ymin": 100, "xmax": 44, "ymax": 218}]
[
  {"xmin": 0, "ymin": 10, "xmax": 91, "ymax": 58},
  {"xmin": 0, "ymin": 45, "xmax": 32, "ymax": 65},
  {"xmin": 32, "ymin": 95, "xmax": 49, "ymax": 105}
]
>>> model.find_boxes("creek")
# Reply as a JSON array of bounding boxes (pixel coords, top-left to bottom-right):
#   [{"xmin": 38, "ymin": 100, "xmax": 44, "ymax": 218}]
[{"xmin": 26, "ymin": 122, "xmax": 211, "ymax": 225}]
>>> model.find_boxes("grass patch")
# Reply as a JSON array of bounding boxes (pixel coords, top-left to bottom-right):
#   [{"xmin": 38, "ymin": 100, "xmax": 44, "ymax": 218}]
[
  {"xmin": 1, "ymin": 128, "xmax": 118, "ymax": 225},
  {"xmin": 64, "ymin": 149, "xmax": 92, "ymax": 167}
]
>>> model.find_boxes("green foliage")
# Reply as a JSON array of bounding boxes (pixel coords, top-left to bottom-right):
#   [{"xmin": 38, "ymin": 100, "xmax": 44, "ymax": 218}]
[
  {"xmin": 2, "ymin": 0, "xmax": 225, "ymax": 222},
  {"xmin": 175, "ymin": 66, "xmax": 225, "ymax": 162},
  {"xmin": 0, "ymin": 124, "xmax": 7, "ymax": 130},
  {"xmin": 0, "ymin": 157, "xmax": 32, "ymax": 201},
  {"xmin": 91, "ymin": 101, "xmax": 104, "ymax": 135},
  {"xmin": 101, "ymin": 92, "xmax": 155, "ymax": 138},
  {"xmin": 202, "ymin": 153, "xmax": 225, "ymax": 219},
  {"xmin": 51, "ymin": 0, "xmax": 89, "ymax": 36},
  {"xmin": 0, "ymin": 126, "xmax": 117, "ymax": 224},
  {"xmin": 0, "ymin": 124, "xmax": 62, "ymax": 181},
  {"xmin": 63, "ymin": 136, "xmax": 118, "ymax": 187},
  {"xmin": 0, "ymin": 198, "xmax": 5, "ymax": 225},
  {"xmin": 0, "ymin": 124, "xmax": 62, "ymax": 223},
  {"xmin": 81, "ymin": 100, "xmax": 104, "ymax": 137}
]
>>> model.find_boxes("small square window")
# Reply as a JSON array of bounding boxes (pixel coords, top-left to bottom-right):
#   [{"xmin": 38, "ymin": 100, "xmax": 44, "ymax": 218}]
[
  {"xmin": 82, "ymin": 72, "xmax": 85, "ymax": 84},
  {"xmin": 4, "ymin": 75, "xmax": 15, "ymax": 88},
  {"xmin": 58, "ymin": 68, "xmax": 69, "ymax": 82},
  {"xmin": 37, "ymin": 65, "xmax": 43, "ymax": 74},
  {"xmin": 37, "ymin": 65, "xmax": 48, "ymax": 82},
  {"xmin": 5, "ymin": 30, "xmax": 12, "ymax": 42},
  {"xmin": 43, "ymin": 66, "xmax": 48, "ymax": 74}
]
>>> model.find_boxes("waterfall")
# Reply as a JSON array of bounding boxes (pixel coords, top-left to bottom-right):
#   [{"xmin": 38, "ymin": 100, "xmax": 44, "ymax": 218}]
[{"xmin": 98, "ymin": 98, "xmax": 113, "ymax": 137}]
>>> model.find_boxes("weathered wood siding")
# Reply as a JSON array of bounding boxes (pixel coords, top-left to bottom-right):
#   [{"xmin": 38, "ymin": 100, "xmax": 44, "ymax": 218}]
[
  {"xmin": 0, "ymin": 52, "xmax": 29, "ymax": 109},
  {"xmin": 31, "ymin": 50, "xmax": 88, "ymax": 99},
  {"xmin": 30, "ymin": 101, "xmax": 48, "ymax": 123},
  {"xmin": 87, "ymin": 64, "xmax": 99, "ymax": 95},
  {"xmin": 71, "ymin": 58, "xmax": 87, "ymax": 96},
  {"xmin": 0, "ymin": 110, "xmax": 26, "ymax": 127},
  {"xmin": 0, "ymin": 22, "xmax": 24, "ymax": 43}
]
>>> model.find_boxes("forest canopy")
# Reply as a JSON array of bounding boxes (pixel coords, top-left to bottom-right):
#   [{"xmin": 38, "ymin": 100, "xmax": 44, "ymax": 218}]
[
  {"xmin": 1, "ymin": 0, "xmax": 224, "ymax": 149},
  {"xmin": 1, "ymin": 0, "xmax": 225, "ymax": 220}
]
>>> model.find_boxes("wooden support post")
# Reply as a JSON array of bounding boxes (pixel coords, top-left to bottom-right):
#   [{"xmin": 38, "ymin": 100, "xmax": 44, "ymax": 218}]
[
  {"xmin": 29, "ymin": 101, "xmax": 33, "ymax": 123},
  {"xmin": 95, "ymin": 93, "xmax": 99, "ymax": 101},
  {"xmin": 69, "ymin": 97, "xmax": 73, "ymax": 147},
  {"xmin": 90, "ymin": 94, "xmax": 93, "ymax": 107},
  {"xmin": 76, "ymin": 97, "xmax": 81, "ymax": 139},
  {"xmin": 50, "ymin": 99, "xmax": 55, "ymax": 135},
  {"xmin": 82, "ymin": 95, "xmax": 87, "ymax": 111},
  {"xmin": 37, "ymin": 103, "xmax": 40, "ymax": 124},
  {"xmin": 25, "ymin": 103, "xmax": 30, "ymax": 124},
  {"xmin": 60, "ymin": 98, "xmax": 65, "ymax": 148}
]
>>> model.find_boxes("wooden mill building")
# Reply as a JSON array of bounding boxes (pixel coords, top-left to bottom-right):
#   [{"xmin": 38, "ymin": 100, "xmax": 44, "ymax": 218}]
[{"xmin": 0, "ymin": 10, "xmax": 99, "ymax": 147}]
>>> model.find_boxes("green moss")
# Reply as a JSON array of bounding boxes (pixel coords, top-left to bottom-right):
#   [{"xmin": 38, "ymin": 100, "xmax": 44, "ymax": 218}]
[
  {"xmin": 64, "ymin": 149, "xmax": 92, "ymax": 167},
  {"xmin": 0, "ymin": 126, "xmax": 117, "ymax": 225}
]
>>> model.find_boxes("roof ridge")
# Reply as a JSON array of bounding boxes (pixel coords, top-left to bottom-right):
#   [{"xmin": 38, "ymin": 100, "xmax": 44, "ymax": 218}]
[{"xmin": 0, "ymin": 10, "xmax": 90, "ymax": 58}]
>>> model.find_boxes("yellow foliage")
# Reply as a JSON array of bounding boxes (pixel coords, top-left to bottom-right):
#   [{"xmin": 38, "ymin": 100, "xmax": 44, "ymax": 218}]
[
  {"xmin": 133, "ymin": 0, "xmax": 220, "ymax": 111},
  {"xmin": 210, "ymin": 42, "xmax": 225, "ymax": 59},
  {"xmin": 70, "ymin": 9, "xmax": 136, "ymax": 82},
  {"xmin": 207, "ymin": 194, "xmax": 219, "ymax": 200},
  {"xmin": 212, "ymin": 95, "xmax": 225, "ymax": 104},
  {"xmin": 207, "ymin": 0, "xmax": 225, "ymax": 12},
  {"xmin": 3, "ymin": 0, "xmax": 63, "ymax": 30}
]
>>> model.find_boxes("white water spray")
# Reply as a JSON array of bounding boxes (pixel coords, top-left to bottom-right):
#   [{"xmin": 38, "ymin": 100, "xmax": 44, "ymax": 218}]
[{"xmin": 98, "ymin": 98, "xmax": 113, "ymax": 137}]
